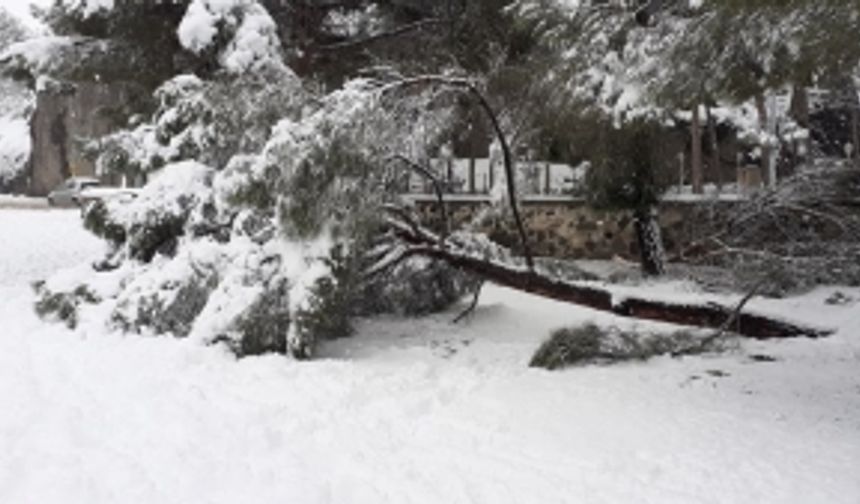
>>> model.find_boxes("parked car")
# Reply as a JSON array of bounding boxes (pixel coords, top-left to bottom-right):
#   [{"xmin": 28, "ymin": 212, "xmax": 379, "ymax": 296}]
[
  {"xmin": 48, "ymin": 177, "xmax": 139, "ymax": 208},
  {"xmin": 47, "ymin": 177, "xmax": 101, "ymax": 207}
]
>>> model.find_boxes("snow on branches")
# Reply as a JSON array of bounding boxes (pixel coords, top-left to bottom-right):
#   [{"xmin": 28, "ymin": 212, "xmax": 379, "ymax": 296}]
[{"xmin": 178, "ymin": 0, "xmax": 288, "ymax": 74}]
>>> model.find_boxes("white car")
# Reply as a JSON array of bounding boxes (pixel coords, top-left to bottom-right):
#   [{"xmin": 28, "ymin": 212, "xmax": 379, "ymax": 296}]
[
  {"xmin": 48, "ymin": 177, "xmax": 139, "ymax": 208},
  {"xmin": 47, "ymin": 177, "xmax": 101, "ymax": 207}
]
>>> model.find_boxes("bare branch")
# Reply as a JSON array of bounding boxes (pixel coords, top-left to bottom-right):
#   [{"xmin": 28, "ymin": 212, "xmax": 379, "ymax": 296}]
[
  {"xmin": 452, "ymin": 280, "xmax": 484, "ymax": 324},
  {"xmin": 389, "ymin": 155, "xmax": 450, "ymax": 241}
]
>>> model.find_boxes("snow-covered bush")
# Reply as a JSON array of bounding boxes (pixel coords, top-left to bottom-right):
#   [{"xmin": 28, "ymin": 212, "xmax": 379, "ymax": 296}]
[{"xmin": 0, "ymin": 115, "xmax": 31, "ymax": 190}]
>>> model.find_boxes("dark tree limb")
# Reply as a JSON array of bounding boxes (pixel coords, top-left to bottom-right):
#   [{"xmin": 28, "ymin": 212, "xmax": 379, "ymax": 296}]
[
  {"xmin": 453, "ymin": 280, "xmax": 484, "ymax": 324},
  {"xmin": 383, "ymin": 212, "xmax": 832, "ymax": 340},
  {"xmin": 672, "ymin": 278, "xmax": 766, "ymax": 357}
]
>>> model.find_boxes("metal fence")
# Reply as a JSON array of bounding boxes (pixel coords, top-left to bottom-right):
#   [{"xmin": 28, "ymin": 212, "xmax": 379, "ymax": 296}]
[{"xmin": 403, "ymin": 158, "xmax": 585, "ymax": 196}]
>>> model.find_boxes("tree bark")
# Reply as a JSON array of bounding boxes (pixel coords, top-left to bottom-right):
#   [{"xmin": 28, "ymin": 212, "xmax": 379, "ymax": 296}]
[
  {"xmin": 634, "ymin": 205, "xmax": 665, "ymax": 276},
  {"xmin": 691, "ymin": 103, "xmax": 704, "ymax": 194},
  {"xmin": 789, "ymin": 84, "xmax": 810, "ymax": 128},
  {"xmin": 789, "ymin": 84, "xmax": 811, "ymax": 161}
]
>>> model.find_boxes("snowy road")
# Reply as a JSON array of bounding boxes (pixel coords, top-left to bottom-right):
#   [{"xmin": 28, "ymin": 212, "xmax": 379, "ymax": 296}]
[{"xmin": 0, "ymin": 209, "xmax": 859, "ymax": 504}]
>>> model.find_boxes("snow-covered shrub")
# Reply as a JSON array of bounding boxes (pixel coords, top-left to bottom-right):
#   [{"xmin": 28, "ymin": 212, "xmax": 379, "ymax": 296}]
[
  {"xmin": 0, "ymin": 114, "xmax": 31, "ymax": 190},
  {"xmin": 111, "ymin": 252, "xmax": 219, "ymax": 338},
  {"xmin": 529, "ymin": 324, "xmax": 717, "ymax": 370},
  {"xmin": 90, "ymin": 161, "xmax": 215, "ymax": 262},
  {"xmin": 228, "ymin": 275, "xmax": 290, "ymax": 356},
  {"xmin": 82, "ymin": 199, "xmax": 126, "ymax": 249}
]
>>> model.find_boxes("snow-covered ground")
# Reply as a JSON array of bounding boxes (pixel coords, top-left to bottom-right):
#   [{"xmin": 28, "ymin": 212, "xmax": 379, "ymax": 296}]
[{"xmin": 0, "ymin": 209, "xmax": 858, "ymax": 504}]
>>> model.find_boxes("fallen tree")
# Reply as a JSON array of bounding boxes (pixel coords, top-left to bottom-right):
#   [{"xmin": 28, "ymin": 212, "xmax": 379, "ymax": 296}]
[
  {"xmin": 372, "ymin": 206, "xmax": 832, "ymax": 340},
  {"xmin": 370, "ymin": 76, "xmax": 831, "ymax": 341}
]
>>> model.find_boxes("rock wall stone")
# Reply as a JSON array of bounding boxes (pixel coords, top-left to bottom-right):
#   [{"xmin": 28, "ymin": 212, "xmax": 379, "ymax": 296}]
[
  {"xmin": 29, "ymin": 81, "xmax": 145, "ymax": 196},
  {"xmin": 413, "ymin": 197, "xmax": 735, "ymax": 261}
]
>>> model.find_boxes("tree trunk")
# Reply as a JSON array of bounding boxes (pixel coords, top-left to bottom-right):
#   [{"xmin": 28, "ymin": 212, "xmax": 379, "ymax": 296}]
[
  {"xmin": 468, "ymin": 156, "xmax": 476, "ymax": 194},
  {"xmin": 755, "ymin": 92, "xmax": 776, "ymax": 188},
  {"xmin": 634, "ymin": 205, "xmax": 665, "ymax": 276},
  {"xmin": 789, "ymin": 84, "xmax": 810, "ymax": 128},
  {"xmin": 691, "ymin": 103, "xmax": 704, "ymax": 194},
  {"xmin": 706, "ymin": 105, "xmax": 722, "ymax": 191},
  {"xmin": 789, "ymin": 84, "xmax": 811, "ymax": 161},
  {"xmin": 544, "ymin": 163, "xmax": 551, "ymax": 194}
]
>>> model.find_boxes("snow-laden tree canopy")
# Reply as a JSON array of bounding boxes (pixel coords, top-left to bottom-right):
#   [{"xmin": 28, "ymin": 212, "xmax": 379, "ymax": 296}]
[
  {"xmin": 177, "ymin": 0, "xmax": 287, "ymax": 74},
  {"xmin": 0, "ymin": 6, "xmax": 35, "ymax": 189},
  {"xmin": 1, "ymin": 0, "xmax": 294, "ymax": 84}
]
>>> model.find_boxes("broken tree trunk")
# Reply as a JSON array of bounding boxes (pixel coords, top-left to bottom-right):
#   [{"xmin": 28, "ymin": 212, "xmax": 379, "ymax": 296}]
[{"xmin": 380, "ymin": 212, "xmax": 831, "ymax": 340}]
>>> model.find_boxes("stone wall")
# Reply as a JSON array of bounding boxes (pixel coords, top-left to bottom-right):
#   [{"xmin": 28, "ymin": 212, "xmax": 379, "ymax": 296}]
[
  {"xmin": 29, "ymin": 81, "xmax": 145, "ymax": 196},
  {"xmin": 412, "ymin": 196, "xmax": 735, "ymax": 261}
]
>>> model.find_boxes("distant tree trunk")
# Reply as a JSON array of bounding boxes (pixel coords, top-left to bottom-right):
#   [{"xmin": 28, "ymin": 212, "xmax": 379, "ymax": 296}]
[
  {"xmin": 789, "ymin": 84, "xmax": 810, "ymax": 128},
  {"xmin": 834, "ymin": 78, "xmax": 860, "ymax": 168},
  {"xmin": 789, "ymin": 84, "xmax": 811, "ymax": 161},
  {"xmin": 755, "ymin": 92, "xmax": 776, "ymax": 187},
  {"xmin": 633, "ymin": 205, "xmax": 665, "ymax": 276},
  {"xmin": 544, "ymin": 163, "xmax": 551, "ymax": 194},
  {"xmin": 691, "ymin": 103, "xmax": 704, "ymax": 194},
  {"xmin": 468, "ymin": 157, "xmax": 476, "ymax": 193},
  {"xmin": 706, "ymin": 105, "xmax": 722, "ymax": 191},
  {"xmin": 852, "ymin": 101, "xmax": 860, "ymax": 169}
]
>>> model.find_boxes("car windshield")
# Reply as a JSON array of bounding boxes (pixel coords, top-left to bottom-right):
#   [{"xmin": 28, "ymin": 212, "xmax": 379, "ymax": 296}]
[{"xmin": 80, "ymin": 181, "xmax": 99, "ymax": 189}]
